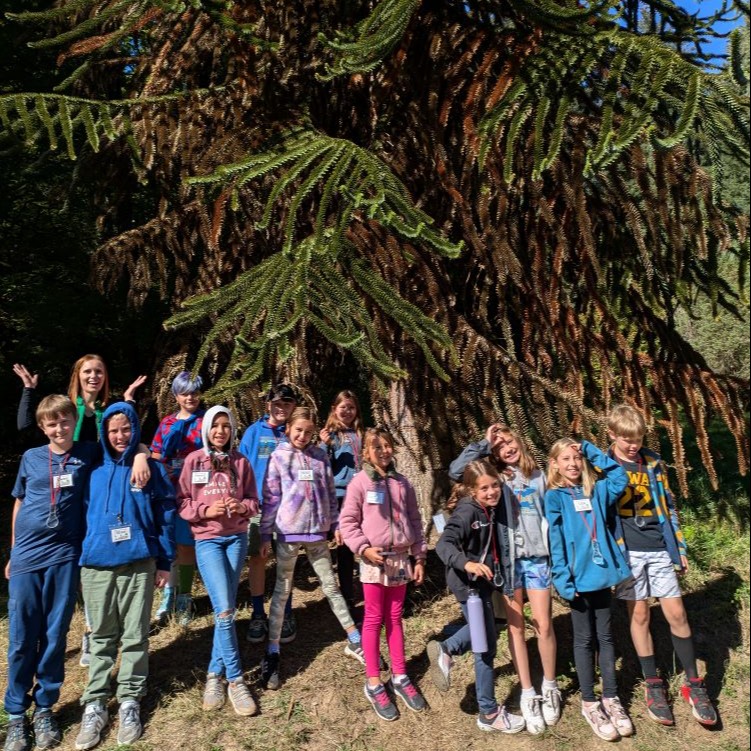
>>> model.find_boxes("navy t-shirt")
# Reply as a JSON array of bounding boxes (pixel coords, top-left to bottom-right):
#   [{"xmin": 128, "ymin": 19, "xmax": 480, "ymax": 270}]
[{"xmin": 10, "ymin": 442, "xmax": 99, "ymax": 575}]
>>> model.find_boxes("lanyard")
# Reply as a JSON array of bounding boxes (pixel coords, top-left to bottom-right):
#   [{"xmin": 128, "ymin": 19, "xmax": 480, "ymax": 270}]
[
  {"xmin": 567, "ymin": 487, "xmax": 597, "ymax": 543},
  {"xmin": 48, "ymin": 449, "xmax": 70, "ymax": 510},
  {"xmin": 481, "ymin": 505, "xmax": 500, "ymax": 564},
  {"xmin": 343, "ymin": 431, "xmax": 362, "ymax": 471}
]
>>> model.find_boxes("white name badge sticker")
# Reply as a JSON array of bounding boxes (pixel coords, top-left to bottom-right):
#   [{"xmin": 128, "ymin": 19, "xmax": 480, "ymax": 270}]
[
  {"xmin": 298, "ymin": 469, "xmax": 314, "ymax": 482},
  {"xmin": 192, "ymin": 471, "xmax": 210, "ymax": 485},
  {"xmin": 366, "ymin": 490, "xmax": 385, "ymax": 505},
  {"xmin": 574, "ymin": 498, "xmax": 593, "ymax": 512},
  {"xmin": 432, "ymin": 513, "xmax": 447, "ymax": 534},
  {"xmin": 110, "ymin": 525, "xmax": 132, "ymax": 543},
  {"xmin": 54, "ymin": 474, "xmax": 74, "ymax": 488}
]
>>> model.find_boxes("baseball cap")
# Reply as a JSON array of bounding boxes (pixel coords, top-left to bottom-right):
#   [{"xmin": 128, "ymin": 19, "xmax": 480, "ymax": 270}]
[{"xmin": 265, "ymin": 383, "xmax": 298, "ymax": 403}]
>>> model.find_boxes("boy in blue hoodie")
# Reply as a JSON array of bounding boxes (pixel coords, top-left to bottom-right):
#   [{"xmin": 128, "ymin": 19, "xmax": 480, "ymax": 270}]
[
  {"xmin": 74, "ymin": 403, "xmax": 175, "ymax": 751},
  {"xmin": 238, "ymin": 383, "xmax": 298, "ymax": 644},
  {"xmin": 3, "ymin": 396, "xmax": 99, "ymax": 751}
]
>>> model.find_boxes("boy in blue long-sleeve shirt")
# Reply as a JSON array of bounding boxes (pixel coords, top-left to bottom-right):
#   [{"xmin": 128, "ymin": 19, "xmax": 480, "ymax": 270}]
[{"xmin": 74, "ymin": 402, "xmax": 175, "ymax": 751}]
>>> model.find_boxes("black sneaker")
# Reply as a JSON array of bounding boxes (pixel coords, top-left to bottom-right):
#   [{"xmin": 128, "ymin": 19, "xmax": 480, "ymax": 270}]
[
  {"xmin": 280, "ymin": 613, "xmax": 297, "ymax": 644},
  {"xmin": 681, "ymin": 678, "xmax": 718, "ymax": 726},
  {"xmin": 261, "ymin": 651, "xmax": 281, "ymax": 690},
  {"xmin": 644, "ymin": 677, "xmax": 674, "ymax": 726},
  {"xmin": 364, "ymin": 683, "xmax": 399, "ymax": 722},
  {"xmin": 32, "ymin": 710, "xmax": 61, "ymax": 749},
  {"xmin": 3, "ymin": 717, "xmax": 31, "ymax": 751}
]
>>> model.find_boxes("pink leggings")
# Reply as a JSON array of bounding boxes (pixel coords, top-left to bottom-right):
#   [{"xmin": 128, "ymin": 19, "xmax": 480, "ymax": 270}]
[{"xmin": 362, "ymin": 583, "xmax": 407, "ymax": 679}]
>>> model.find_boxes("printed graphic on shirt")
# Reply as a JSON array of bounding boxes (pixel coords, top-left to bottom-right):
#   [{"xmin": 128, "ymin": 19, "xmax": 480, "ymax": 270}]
[
  {"xmin": 617, "ymin": 463, "xmax": 665, "ymax": 551},
  {"xmin": 257, "ymin": 436, "xmax": 279, "ymax": 459}
]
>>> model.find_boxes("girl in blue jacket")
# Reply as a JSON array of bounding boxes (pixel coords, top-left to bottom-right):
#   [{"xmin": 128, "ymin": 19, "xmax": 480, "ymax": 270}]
[{"xmin": 544, "ymin": 439, "xmax": 631, "ymax": 743}]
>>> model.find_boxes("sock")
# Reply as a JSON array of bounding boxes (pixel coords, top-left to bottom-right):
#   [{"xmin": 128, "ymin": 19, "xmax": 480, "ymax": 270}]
[
  {"xmin": 7, "ymin": 713, "xmax": 25, "ymax": 723},
  {"xmin": 268, "ymin": 643, "xmax": 280, "ymax": 655},
  {"xmin": 284, "ymin": 593, "xmax": 293, "ymax": 616},
  {"xmin": 251, "ymin": 595, "xmax": 265, "ymax": 619},
  {"xmin": 521, "ymin": 686, "xmax": 537, "ymax": 699},
  {"xmin": 392, "ymin": 674, "xmax": 407, "ymax": 684},
  {"xmin": 671, "ymin": 634, "xmax": 698, "ymax": 680},
  {"xmin": 347, "ymin": 629, "xmax": 362, "ymax": 644},
  {"xmin": 178, "ymin": 564, "xmax": 194, "ymax": 595},
  {"xmin": 542, "ymin": 678, "xmax": 558, "ymax": 691},
  {"xmin": 639, "ymin": 654, "xmax": 659, "ymax": 679}
]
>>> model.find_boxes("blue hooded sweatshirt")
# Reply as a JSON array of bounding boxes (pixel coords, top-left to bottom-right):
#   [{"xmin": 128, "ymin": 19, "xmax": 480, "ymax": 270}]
[
  {"xmin": 238, "ymin": 415, "xmax": 287, "ymax": 501},
  {"xmin": 80, "ymin": 402, "xmax": 176, "ymax": 572}
]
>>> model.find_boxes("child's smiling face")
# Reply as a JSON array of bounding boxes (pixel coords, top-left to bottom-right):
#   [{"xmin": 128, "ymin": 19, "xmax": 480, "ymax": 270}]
[
  {"xmin": 268, "ymin": 398, "xmax": 296, "ymax": 427},
  {"xmin": 334, "ymin": 398, "xmax": 357, "ymax": 428},
  {"xmin": 472, "ymin": 474, "xmax": 501, "ymax": 508},
  {"xmin": 106, "ymin": 413, "xmax": 132, "ymax": 457},
  {"xmin": 209, "ymin": 414, "xmax": 232, "ymax": 451},
  {"xmin": 553, "ymin": 445, "xmax": 583, "ymax": 485},
  {"xmin": 495, "ymin": 432, "xmax": 521, "ymax": 466},
  {"xmin": 40, "ymin": 413, "xmax": 75, "ymax": 453},
  {"xmin": 176, "ymin": 390, "xmax": 201, "ymax": 415},
  {"xmin": 289, "ymin": 418, "xmax": 315, "ymax": 450}
]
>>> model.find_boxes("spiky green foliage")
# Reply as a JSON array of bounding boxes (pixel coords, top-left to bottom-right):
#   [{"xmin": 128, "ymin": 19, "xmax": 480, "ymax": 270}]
[{"xmin": 2, "ymin": 0, "xmax": 748, "ymax": 495}]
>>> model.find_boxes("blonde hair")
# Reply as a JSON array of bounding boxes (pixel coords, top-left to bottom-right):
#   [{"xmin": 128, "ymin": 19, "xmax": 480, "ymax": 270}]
[
  {"xmin": 36, "ymin": 395, "xmax": 76, "ymax": 425},
  {"xmin": 323, "ymin": 390, "xmax": 364, "ymax": 437},
  {"xmin": 606, "ymin": 404, "xmax": 647, "ymax": 439},
  {"xmin": 68, "ymin": 354, "xmax": 109, "ymax": 405},
  {"xmin": 547, "ymin": 438, "xmax": 598, "ymax": 498},
  {"xmin": 492, "ymin": 424, "xmax": 538, "ymax": 478},
  {"xmin": 288, "ymin": 406, "xmax": 316, "ymax": 430}
]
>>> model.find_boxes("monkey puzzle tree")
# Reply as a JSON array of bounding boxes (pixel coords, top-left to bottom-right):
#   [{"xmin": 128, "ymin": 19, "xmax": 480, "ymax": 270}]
[{"xmin": 1, "ymin": 0, "xmax": 748, "ymax": 501}]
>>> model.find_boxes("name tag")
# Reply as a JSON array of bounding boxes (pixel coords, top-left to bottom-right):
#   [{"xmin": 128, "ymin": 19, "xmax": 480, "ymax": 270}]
[
  {"xmin": 298, "ymin": 469, "xmax": 314, "ymax": 482},
  {"xmin": 110, "ymin": 525, "xmax": 132, "ymax": 543},
  {"xmin": 574, "ymin": 498, "xmax": 593, "ymax": 512},
  {"xmin": 192, "ymin": 471, "xmax": 210, "ymax": 484},
  {"xmin": 432, "ymin": 513, "xmax": 446, "ymax": 533},
  {"xmin": 54, "ymin": 473, "xmax": 74, "ymax": 488},
  {"xmin": 366, "ymin": 490, "xmax": 384, "ymax": 505}
]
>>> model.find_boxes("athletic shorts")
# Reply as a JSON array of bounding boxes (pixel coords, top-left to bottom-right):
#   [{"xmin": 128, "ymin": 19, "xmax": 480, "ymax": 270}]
[
  {"xmin": 615, "ymin": 549, "xmax": 682, "ymax": 600},
  {"xmin": 514, "ymin": 555, "xmax": 551, "ymax": 591},
  {"xmin": 246, "ymin": 514, "xmax": 262, "ymax": 556}
]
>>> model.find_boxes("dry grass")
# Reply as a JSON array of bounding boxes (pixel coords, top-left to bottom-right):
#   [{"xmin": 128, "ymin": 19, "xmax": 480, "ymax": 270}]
[{"xmin": 1, "ymin": 545, "xmax": 748, "ymax": 751}]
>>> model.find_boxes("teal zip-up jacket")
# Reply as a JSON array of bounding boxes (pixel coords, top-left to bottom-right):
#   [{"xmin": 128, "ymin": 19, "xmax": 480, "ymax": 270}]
[
  {"xmin": 608, "ymin": 445, "xmax": 687, "ymax": 570},
  {"xmin": 80, "ymin": 402, "xmax": 176, "ymax": 572},
  {"xmin": 544, "ymin": 441, "xmax": 631, "ymax": 601}
]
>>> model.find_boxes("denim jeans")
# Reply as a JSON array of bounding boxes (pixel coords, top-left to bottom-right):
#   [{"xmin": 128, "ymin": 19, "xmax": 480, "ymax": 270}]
[
  {"xmin": 443, "ymin": 593, "xmax": 498, "ymax": 715},
  {"xmin": 195, "ymin": 534, "xmax": 248, "ymax": 681}
]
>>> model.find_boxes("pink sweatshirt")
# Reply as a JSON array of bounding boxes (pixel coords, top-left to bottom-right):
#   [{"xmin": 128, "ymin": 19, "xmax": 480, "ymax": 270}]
[
  {"xmin": 339, "ymin": 468, "xmax": 427, "ymax": 559},
  {"xmin": 177, "ymin": 449, "xmax": 259, "ymax": 540}
]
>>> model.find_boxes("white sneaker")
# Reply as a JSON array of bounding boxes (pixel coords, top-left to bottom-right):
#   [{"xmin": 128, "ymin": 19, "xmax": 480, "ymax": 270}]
[
  {"xmin": 520, "ymin": 694, "xmax": 546, "ymax": 734},
  {"xmin": 426, "ymin": 640, "xmax": 452, "ymax": 692},
  {"xmin": 74, "ymin": 701, "xmax": 108, "ymax": 751},
  {"xmin": 542, "ymin": 686, "xmax": 562, "ymax": 725},
  {"xmin": 581, "ymin": 701, "xmax": 618, "ymax": 741},
  {"xmin": 344, "ymin": 642, "xmax": 365, "ymax": 665},
  {"xmin": 476, "ymin": 706, "xmax": 526, "ymax": 734},
  {"xmin": 117, "ymin": 701, "xmax": 142, "ymax": 745},
  {"xmin": 602, "ymin": 696, "xmax": 634, "ymax": 737}
]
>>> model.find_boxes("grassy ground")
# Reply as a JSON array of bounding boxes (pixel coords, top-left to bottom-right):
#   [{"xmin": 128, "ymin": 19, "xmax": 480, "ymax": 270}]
[{"xmin": 0, "ymin": 516, "xmax": 748, "ymax": 751}]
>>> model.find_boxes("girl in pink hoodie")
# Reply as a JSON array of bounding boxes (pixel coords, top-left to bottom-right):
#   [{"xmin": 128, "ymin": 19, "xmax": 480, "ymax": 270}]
[{"xmin": 339, "ymin": 428, "xmax": 428, "ymax": 722}]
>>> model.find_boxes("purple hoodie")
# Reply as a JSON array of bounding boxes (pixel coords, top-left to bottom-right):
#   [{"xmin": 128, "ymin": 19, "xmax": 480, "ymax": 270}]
[{"xmin": 261, "ymin": 442, "xmax": 338, "ymax": 543}]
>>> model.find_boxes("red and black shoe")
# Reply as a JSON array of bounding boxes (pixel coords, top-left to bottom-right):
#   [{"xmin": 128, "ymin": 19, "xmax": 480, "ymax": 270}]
[
  {"xmin": 681, "ymin": 678, "xmax": 718, "ymax": 727},
  {"xmin": 644, "ymin": 677, "xmax": 675, "ymax": 726}
]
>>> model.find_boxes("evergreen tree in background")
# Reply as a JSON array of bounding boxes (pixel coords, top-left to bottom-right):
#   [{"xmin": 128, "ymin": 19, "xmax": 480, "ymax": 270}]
[{"xmin": 1, "ymin": 0, "xmax": 748, "ymax": 497}]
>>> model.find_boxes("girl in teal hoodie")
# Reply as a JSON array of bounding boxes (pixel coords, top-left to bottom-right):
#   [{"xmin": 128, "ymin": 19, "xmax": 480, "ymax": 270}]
[{"xmin": 544, "ymin": 439, "xmax": 631, "ymax": 743}]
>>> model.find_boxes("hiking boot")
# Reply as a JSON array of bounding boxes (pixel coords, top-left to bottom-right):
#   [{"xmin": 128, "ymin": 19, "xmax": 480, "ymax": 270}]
[
  {"xmin": 79, "ymin": 633, "xmax": 91, "ymax": 668},
  {"xmin": 426, "ymin": 639, "xmax": 452, "ymax": 692},
  {"xmin": 581, "ymin": 701, "xmax": 618, "ymax": 741},
  {"xmin": 202, "ymin": 674, "xmax": 226, "ymax": 711},
  {"xmin": 3, "ymin": 717, "xmax": 31, "ymax": 751},
  {"xmin": 227, "ymin": 679, "xmax": 257, "ymax": 717},
  {"xmin": 74, "ymin": 701, "xmax": 108, "ymax": 751},
  {"xmin": 175, "ymin": 594, "xmax": 194, "ymax": 627},
  {"xmin": 541, "ymin": 686, "xmax": 562, "ymax": 726},
  {"xmin": 246, "ymin": 614, "xmax": 268, "ymax": 643},
  {"xmin": 261, "ymin": 652, "xmax": 281, "ymax": 691},
  {"xmin": 520, "ymin": 694, "xmax": 546, "ymax": 735},
  {"xmin": 364, "ymin": 683, "xmax": 399, "ymax": 722},
  {"xmin": 644, "ymin": 677, "xmax": 674, "ymax": 726},
  {"xmin": 31, "ymin": 710, "xmax": 60, "ymax": 749},
  {"xmin": 390, "ymin": 676, "xmax": 427, "ymax": 712},
  {"xmin": 476, "ymin": 706, "xmax": 526, "ymax": 734},
  {"xmin": 343, "ymin": 642, "xmax": 365, "ymax": 665},
  {"xmin": 154, "ymin": 585, "xmax": 175, "ymax": 626},
  {"xmin": 681, "ymin": 678, "xmax": 718, "ymax": 726},
  {"xmin": 602, "ymin": 696, "xmax": 634, "ymax": 737},
  {"xmin": 116, "ymin": 701, "xmax": 142, "ymax": 746},
  {"xmin": 280, "ymin": 613, "xmax": 297, "ymax": 644}
]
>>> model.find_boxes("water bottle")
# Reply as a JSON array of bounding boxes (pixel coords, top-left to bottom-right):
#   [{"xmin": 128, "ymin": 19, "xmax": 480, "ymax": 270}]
[{"xmin": 466, "ymin": 589, "xmax": 488, "ymax": 653}]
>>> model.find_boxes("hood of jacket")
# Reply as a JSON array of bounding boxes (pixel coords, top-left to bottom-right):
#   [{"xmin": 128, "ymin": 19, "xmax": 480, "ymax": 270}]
[
  {"xmin": 101, "ymin": 401, "xmax": 140, "ymax": 464},
  {"xmin": 201, "ymin": 405, "xmax": 237, "ymax": 455}
]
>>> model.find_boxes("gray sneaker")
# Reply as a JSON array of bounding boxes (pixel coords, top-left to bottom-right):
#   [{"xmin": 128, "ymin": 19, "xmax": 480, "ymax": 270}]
[
  {"xmin": 202, "ymin": 674, "xmax": 226, "ymax": 711},
  {"xmin": 227, "ymin": 679, "xmax": 257, "ymax": 717},
  {"xmin": 31, "ymin": 710, "xmax": 61, "ymax": 749},
  {"xmin": 74, "ymin": 702, "xmax": 108, "ymax": 751},
  {"xmin": 3, "ymin": 717, "xmax": 31, "ymax": 751},
  {"xmin": 116, "ymin": 701, "xmax": 142, "ymax": 746},
  {"xmin": 79, "ymin": 633, "xmax": 91, "ymax": 668},
  {"xmin": 427, "ymin": 640, "xmax": 452, "ymax": 692},
  {"xmin": 246, "ymin": 615, "xmax": 268, "ymax": 643}
]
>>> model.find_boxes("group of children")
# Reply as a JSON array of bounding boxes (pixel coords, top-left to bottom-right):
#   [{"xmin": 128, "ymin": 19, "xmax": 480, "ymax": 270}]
[{"xmin": 3, "ymin": 356, "xmax": 718, "ymax": 751}]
